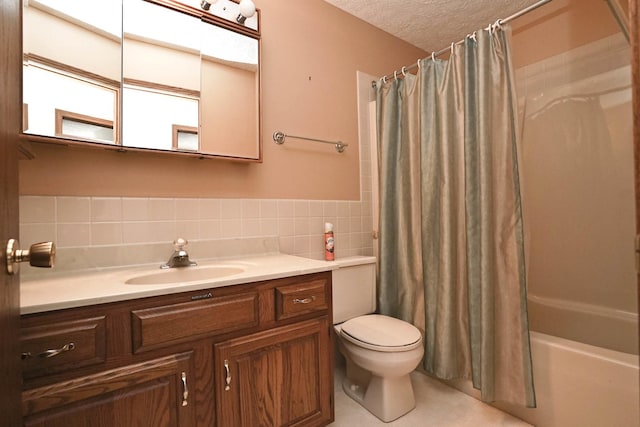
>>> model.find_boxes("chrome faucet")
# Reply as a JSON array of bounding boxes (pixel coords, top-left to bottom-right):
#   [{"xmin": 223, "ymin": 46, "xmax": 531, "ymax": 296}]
[{"xmin": 161, "ymin": 238, "xmax": 197, "ymax": 269}]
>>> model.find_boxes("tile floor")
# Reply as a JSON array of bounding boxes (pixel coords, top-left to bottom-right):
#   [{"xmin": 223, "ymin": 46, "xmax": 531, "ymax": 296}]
[{"xmin": 330, "ymin": 364, "xmax": 532, "ymax": 427}]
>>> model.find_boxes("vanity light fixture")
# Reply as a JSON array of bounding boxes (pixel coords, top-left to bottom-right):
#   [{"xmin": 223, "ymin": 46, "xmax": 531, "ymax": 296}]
[
  {"xmin": 236, "ymin": 0, "xmax": 256, "ymax": 24},
  {"xmin": 200, "ymin": 0, "xmax": 217, "ymax": 11}
]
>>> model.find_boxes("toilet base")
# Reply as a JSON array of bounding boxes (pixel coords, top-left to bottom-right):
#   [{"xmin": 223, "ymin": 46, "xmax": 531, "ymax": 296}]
[{"xmin": 342, "ymin": 371, "xmax": 417, "ymax": 423}]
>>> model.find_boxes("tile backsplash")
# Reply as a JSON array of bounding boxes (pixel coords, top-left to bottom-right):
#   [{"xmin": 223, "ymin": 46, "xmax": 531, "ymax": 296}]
[{"xmin": 20, "ymin": 196, "xmax": 374, "ymax": 261}]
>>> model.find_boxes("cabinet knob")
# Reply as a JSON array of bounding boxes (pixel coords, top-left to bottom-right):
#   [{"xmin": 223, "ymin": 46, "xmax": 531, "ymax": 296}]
[{"xmin": 5, "ymin": 239, "xmax": 55, "ymax": 275}]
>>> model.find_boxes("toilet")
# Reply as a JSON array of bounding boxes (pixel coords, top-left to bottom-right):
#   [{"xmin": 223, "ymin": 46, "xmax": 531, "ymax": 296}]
[{"xmin": 332, "ymin": 256, "xmax": 424, "ymax": 422}]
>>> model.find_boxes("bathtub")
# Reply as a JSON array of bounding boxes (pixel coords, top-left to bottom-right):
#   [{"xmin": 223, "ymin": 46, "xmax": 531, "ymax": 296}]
[
  {"xmin": 444, "ymin": 296, "xmax": 639, "ymax": 427},
  {"xmin": 527, "ymin": 294, "xmax": 638, "ymax": 355},
  {"xmin": 493, "ymin": 331, "xmax": 639, "ymax": 427}
]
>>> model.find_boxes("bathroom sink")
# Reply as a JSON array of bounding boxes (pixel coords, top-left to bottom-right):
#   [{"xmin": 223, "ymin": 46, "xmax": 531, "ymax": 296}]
[{"xmin": 125, "ymin": 265, "xmax": 246, "ymax": 285}]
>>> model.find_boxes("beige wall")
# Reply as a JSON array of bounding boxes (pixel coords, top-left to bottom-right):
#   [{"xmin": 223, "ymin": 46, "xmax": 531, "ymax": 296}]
[
  {"xmin": 19, "ymin": 0, "xmax": 425, "ymax": 200},
  {"xmin": 510, "ymin": 0, "xmax": 620, "ymax": 68}
]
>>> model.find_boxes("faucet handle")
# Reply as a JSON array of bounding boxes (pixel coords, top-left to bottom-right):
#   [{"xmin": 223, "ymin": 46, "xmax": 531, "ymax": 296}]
[{"xmin": 173, "ymin": 238, "xmax": 188, "ymax": 250}]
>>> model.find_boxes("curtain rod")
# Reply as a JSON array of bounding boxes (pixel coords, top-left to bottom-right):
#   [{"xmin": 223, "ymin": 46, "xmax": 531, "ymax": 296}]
[{"xmin": 373, "ymin": 0, "xmax": 553, "ymax": 87}]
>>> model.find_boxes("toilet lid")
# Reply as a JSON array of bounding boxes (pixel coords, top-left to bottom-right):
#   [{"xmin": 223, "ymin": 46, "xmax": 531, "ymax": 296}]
[{"xmin": 340, "ymin": 314, "xmax": 422, "ymax": 350}]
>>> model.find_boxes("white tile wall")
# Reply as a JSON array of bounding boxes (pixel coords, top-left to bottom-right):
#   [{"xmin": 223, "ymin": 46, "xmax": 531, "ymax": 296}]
[{"xmin": 19, "ymin": 196, "xmax": 374, "ymax": 260}]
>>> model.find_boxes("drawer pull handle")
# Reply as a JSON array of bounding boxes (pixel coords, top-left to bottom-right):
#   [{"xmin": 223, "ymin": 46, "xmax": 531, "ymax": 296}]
[
  {"xmin": 224, "ymin": 359, "xmax": 231, "ymax": 391},
  {"xmin": 21, "ymin": 352, "xmax": 32, "ymax": 360},
  {"xmin": 38, "ymin": 342, "xmax": 75, "ymax": 358},
  {"xmin": 181, "ymin": 372, "xmax": 188, "ymax": 406},
  {"xmin": 293, "ymin": 296, "xmax": 316, "ymax": 304}
]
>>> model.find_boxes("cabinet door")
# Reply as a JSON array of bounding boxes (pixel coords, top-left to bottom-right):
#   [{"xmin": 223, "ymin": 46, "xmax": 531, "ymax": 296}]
[
  {"xmin": 23, "ymin": 352, "xmax": 195, "ymax": 427},
  {"xmin": 215, "ymin": 318, "xmax": 333, "ymax": 427}
]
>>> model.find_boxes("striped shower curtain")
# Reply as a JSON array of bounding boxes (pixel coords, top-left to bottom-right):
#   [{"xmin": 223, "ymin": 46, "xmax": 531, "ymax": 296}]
[{"xmin": 376, "ymin": 24, "xmax": 536, "ymax": 407}]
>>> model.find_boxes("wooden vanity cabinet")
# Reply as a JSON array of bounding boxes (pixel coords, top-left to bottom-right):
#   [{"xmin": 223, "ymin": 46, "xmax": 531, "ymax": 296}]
[
  {"xmin": 20, "ymin": 271, "xmax": 334, "ymax": 427},
  {"xmin": 215, "ymin": 317, "xmax": 333, "ymax": 427}
]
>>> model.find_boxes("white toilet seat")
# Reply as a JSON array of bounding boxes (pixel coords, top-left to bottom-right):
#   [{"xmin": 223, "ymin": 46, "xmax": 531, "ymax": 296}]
[{"xmin": 339, "ymin": 314, "xmax": 422, "ymax": 353}]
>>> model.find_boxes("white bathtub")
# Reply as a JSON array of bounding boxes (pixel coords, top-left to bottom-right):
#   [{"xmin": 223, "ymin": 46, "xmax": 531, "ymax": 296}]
[
  {"xmin": 445, "ymin": 332, "xmax": 638, "ymax": 426},
  {"xmin": 497, "ymin": 332, "xmax": 638, "ymax": 427},
  {"xmin": 527, "ymin": 294, "xmax": 638, "ymax": 355},
  {"xmin": 445, "ymin": 295, "xmax": 639, "ymax": 427}
]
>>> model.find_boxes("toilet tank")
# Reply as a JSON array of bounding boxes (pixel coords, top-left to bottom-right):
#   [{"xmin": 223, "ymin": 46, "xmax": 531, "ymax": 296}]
[{"xmin": 331, "ymin": 256, "xmax": 377, "ymax": 324}]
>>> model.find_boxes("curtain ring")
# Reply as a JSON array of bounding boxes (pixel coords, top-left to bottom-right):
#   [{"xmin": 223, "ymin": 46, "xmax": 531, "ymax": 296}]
[
  {"xmin": 393, "ymin": 70, "xmax": 398, "ymax": 81},
  {"xmin": 431, "ymin": 51, "xmax": 436, "ymax": 61},
  {"xmin": 401, "ymin": 66, "xmax": 407, "ymax": 76},
  {"xmin": 417, "ymin": 59, "xmax": 421, "ymax": 69},
  {"xmin": 494, "ymin": 18, "xmax": 503, "ymax": 30},
  {"xmin": 382, "ymin": 75, "xmax": 388, "ymax": 84},
  {"xmin": 450, "ymin": 42, "xmax": 455, "ymax": 55}
]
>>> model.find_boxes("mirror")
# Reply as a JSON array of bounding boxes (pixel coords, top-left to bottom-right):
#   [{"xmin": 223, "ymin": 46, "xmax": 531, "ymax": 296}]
[
  {"xmin": 122, "ymin": 0, "xmax": 201, "ymax": 151},
  {"xmin": 22, "ymin": 0, "xmax": 261, "ymax": 161},
  {"xmin": 199, "ymin": 20, "xmax": 259, "ymax": 158},
  {"xmin": 23, "ymin": 0, "xmax": 122, "ymax": 145}
]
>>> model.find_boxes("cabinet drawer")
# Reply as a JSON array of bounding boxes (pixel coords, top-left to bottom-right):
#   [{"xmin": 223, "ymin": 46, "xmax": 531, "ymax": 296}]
[
  {"xmin": 131, "ymin": 292, "xmax": 259, "ymax": 353},
  {"xmin": 21, "ymin": 316, "xmax": 106, "ymax": 379},
  {"xmin": 275, "ymin": 279, "xmax": 329, "ymax": 321}
]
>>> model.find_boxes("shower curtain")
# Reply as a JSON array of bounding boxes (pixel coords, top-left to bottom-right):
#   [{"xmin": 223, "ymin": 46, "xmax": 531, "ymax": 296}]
[{"xmin": 376, "ymin": 25, "xmax": 535, "ymax": 407}]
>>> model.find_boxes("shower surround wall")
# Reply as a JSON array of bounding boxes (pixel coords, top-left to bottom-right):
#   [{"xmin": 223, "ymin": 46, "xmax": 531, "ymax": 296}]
[
  {"xmin": 517, "ymin": 32, "xmax": 637, "ymax": 348},
  {"xmin": 19, "ymin": 195, "xmax": 374, "ymax": 261}
]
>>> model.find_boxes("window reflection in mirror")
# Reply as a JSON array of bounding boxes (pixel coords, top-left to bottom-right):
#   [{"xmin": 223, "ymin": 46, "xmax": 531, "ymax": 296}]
[
  {"xmin": 122, "ymin": 85, "xmax": 199, "ymax": 150},
  {"xmin": 56, "ymin": 109, "xmax": 114, "ymax": 143},
  {"xmin": 173, "ymin": 125, "xmax": 199, "ymax": 152},
  {"xmin": 22, "ymin": 0, "xmax": 121, "ymax": 144}
]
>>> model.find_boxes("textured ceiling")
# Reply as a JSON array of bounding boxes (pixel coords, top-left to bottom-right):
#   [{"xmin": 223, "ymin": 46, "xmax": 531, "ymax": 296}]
[{"xmin": 323, "ymin": 0, "xmax": 542, "ymax": 53}]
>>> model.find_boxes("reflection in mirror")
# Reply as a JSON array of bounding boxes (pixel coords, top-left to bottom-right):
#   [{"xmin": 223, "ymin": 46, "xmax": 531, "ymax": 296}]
[
  {"xmin": 22, "ymin": 0, "xmax": 261, "ymax": 160},
  {"xmin": 56, "ymin": 109, "xmax": 115, "ymax": 142},
  {"xmin": 122, "ymin": 0, "xmax": 201, "ymax": 151},
  {"xmin": 200, "ymin": 22, "xmax": 259, "ymax": 158},
  {"xmin": 22, "ymin": 0, "xmax": 121, "ymax": 144},
  {"xmin": 194, "ymin": 0, "xmax": 258, "ymax": 31},
  {"xmin": 173, "ymin": 125, "xmax": 199, "ymax": 151}
]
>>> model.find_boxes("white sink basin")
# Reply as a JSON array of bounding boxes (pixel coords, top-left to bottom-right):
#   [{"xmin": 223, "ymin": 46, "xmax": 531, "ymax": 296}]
[{"xmin": 125, "ymin": 265, "xmax": 246, "ymax": 285}]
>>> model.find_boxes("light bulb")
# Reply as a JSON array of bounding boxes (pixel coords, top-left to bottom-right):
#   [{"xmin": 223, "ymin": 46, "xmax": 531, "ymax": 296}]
[
  {"xmin": 200, "ymin": 0, "xmax": 218, "ymax": 11},
  {"xmin": 236, "ymin": 0, "xmax": 256, "ymax": 24}
]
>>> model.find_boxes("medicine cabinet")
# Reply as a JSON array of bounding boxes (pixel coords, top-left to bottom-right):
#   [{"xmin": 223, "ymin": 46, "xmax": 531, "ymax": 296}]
[{"xmin": 22, "ymin": 0, "xmax": 261, "ymax": 161}]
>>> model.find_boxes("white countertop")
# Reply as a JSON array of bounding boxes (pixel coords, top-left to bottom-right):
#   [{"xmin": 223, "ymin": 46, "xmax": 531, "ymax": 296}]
[{"xmin": 21, "ymin": 254, "xmax": 339, "ymax": 315}]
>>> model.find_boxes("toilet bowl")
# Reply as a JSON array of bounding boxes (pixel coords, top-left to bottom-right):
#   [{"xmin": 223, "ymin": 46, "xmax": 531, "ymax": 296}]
[
  {"xmin": 332, "ymin": 257, "xmax": 424, "ymax": 422},
  {"xmin": 335, "ymin": 314, "xmax": 424, "ymax": 422}
]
